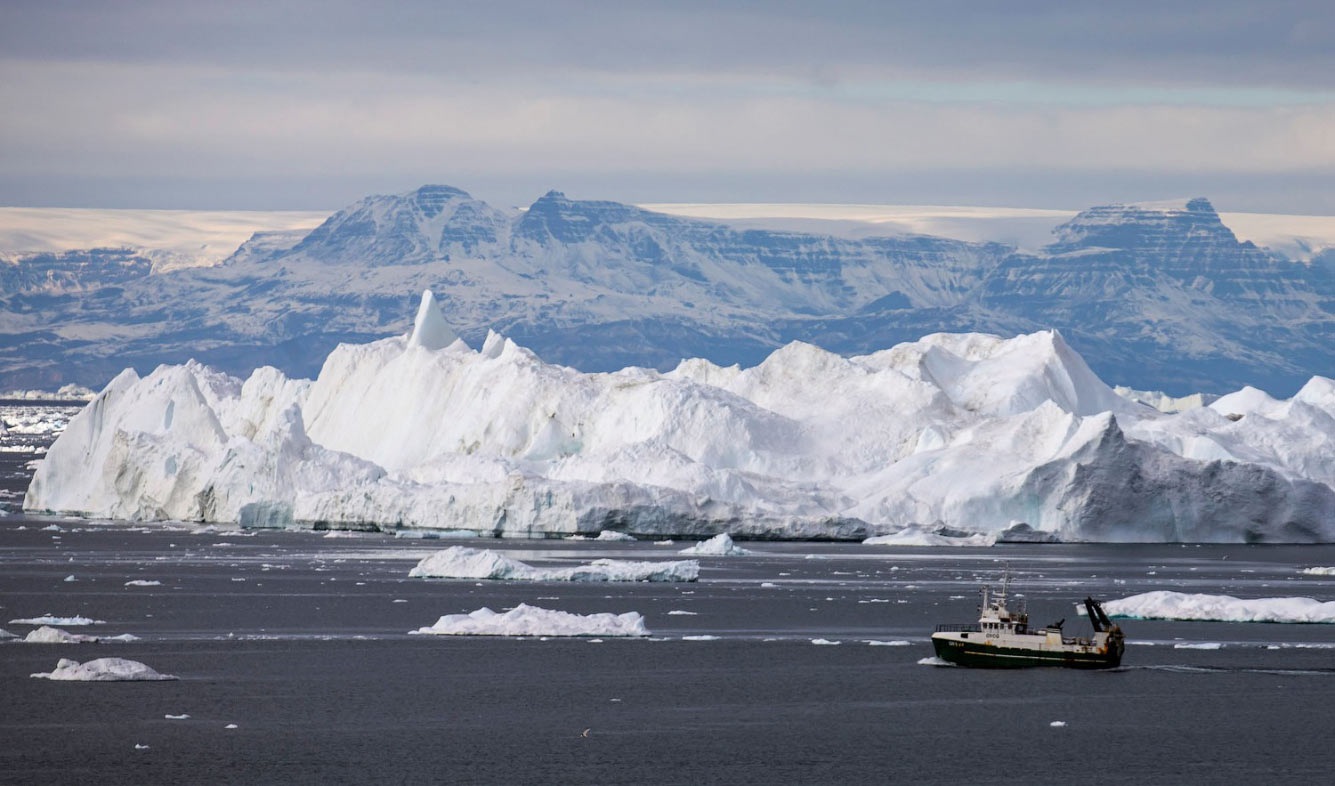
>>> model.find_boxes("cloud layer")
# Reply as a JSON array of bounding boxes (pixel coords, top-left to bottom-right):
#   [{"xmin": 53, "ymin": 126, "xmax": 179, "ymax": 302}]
[{"xmin": 2, "ymin": 1, "xmax": 1332, "ymax": 211}]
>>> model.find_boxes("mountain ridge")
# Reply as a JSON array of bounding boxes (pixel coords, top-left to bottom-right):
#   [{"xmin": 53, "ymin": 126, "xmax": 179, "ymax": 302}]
[{"xmin": 2, "ymin": 185, "xmax": 1331, "ymax": 397}]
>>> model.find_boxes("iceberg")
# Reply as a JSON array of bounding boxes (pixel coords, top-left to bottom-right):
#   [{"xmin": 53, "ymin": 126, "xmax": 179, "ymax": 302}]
[
  {"xmin": 23, "ymin": 626, "xmax": 99, "ymax": 644},
  {"xmin": 9, "ymin": 615, "xmax": 104, "ymax": 626},
  {"xmin": 31, "ymin": 657, "xmax": 177, "ymax": 681},
  {"xmin": 23, "ymin": 289, "xmax": 1335, "ymax": 543},
  {"xmin": 410, "ymin": 604, "xmax": 649, "ymax": 637},
  {"xmin": 408, "ymin": 546, "xmax": 698, "ymax": 582},
  {"xmin": 679, "ymin": 533, "xmax": 752, "ymax": 556},
  {"xmin": 1302, "ymin": 567, "xmax": 1335, "ymax": 575},
  {"xmin": 1099, "ymin": 591, "xmax": 1335, "ymax": 623}
]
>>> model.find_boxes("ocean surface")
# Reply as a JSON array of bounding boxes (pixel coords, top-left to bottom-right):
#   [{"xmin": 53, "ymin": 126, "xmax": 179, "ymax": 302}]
[{"xmin": 4, "ymin": 405, "xmax": 1335, "ymax": 784}]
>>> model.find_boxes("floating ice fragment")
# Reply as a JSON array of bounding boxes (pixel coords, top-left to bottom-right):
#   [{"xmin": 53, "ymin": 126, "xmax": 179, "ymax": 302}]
[
  {"xmin": 1174, "ymin": 642, "xmax": 1223, "ymax": 650},
  {"xmin": 678, "ymin": 534, "xmax": 752, "ymax": 556},
  {"xmin": 1050, "ymin": 721, "xmax": 1067, "ymax": 728},
  {"xmin": 1302, "ymin": 567, "xmax": 1335, "ymax": 576},
  {"xmin": 811, "ymin": 638, "xmax": 841, "ymax": 645},
  {"xmin": 165, "ymin": 714, "xmax": 190, "ymax": 720},
  {"xmin": 125, "ymin": 580, "xmax": 162, "ymax": 587},
  {"xmin": 1098, "ymin": 591, "xmax": 1335, "ymax": 623},
  {"xmin": 595, "ymin": 530, "xmax": 636, "ymax": 541},
  {"xmin": 225, "ymin": 723, "xmax": 238, "ymax": 729},
  {"xmin": 409, "ymin": 547, "xmax": 698, "ymax": 582},
  {"xmin": 31, "ymin": 657, "xmax": 177, "ymax": 681},
  {"xmin": 23, "ymin": 626, "xmax": 98, "ymax": 644},
  {"xmin": 917, "ymin": 656, "xmax": 956, "ymax": 667},
  {"xmin": 10, "ymin": 615, "xmax": 104, "ymax": 626},
  {"xmin": 666, "ymin": 610, "xmax": 697, "ymax": 616},
  {"xmin": 865, "ymin": 640, "xmax": 912, "ymax": 646},
  {"xmin": 682, "ymin": 635, "xmax": 720, "ymax": 641},
  {"xmin": 63, "ymin": 575, "xmax": 76, "ymax": 582},
  {"xmin": 411, "ymin": 604, "xmax": 648, "ymax": 637}
]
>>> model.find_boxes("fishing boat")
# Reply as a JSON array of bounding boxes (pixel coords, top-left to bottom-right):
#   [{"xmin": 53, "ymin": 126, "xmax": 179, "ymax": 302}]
[{"xmin": 931, "ymin": 569, "xmax": 1124, "ymax": 668}]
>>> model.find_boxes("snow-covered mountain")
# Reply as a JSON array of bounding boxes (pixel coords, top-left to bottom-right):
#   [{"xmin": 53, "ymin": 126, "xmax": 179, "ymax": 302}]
[
  {"xmin": 1, "ymin": 185, "xmax": 1331, "ymax": 396},
  {"xmin": 25, "ymin": 291, "xmax": 1335, "ymax": 542}
]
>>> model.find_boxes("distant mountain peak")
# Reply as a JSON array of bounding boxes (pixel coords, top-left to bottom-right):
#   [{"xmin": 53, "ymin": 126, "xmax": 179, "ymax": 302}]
[{"xmin": 1045, "ymin": 196, "xmax": 1235, "ymax": 254}]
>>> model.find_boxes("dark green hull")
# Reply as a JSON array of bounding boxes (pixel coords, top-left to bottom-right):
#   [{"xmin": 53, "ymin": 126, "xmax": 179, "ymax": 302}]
[{"xmin": 932, "ymin": 636, "xmax": 1122, "ymax": 669}]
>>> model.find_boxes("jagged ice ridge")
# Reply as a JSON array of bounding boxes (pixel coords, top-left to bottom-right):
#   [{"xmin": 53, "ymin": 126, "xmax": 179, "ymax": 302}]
[{"xmin": 22, "ymin": 290, "xmax": 1335, "ymax": 542}]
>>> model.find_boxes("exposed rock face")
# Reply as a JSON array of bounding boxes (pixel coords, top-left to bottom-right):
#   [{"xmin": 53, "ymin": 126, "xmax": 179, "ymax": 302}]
[{"xmin": 2, "ymin": 188, "xmax": 1332, "ymax": 396}]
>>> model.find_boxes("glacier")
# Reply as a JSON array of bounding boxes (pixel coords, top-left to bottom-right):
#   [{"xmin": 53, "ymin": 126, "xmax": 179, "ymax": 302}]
[{"xmin": 22, "ymin": 289, "xmax": 1335, "ymax": 542}]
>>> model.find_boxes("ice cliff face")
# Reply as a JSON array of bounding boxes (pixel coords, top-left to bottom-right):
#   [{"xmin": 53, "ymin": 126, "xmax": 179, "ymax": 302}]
[
  {"xmin": 25, "ymin": 292, "xmax": 1335, "ymax": 543},
  {"xmin": 3, "ymin": 187, "xmax": 1332, "ymax": 398}
]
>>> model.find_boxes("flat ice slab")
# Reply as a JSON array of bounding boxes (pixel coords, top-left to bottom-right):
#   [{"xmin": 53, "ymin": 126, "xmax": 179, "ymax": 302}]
[
  {"xmin": 408, "ymin": 547, "xmax": 699, "ymax": 582},
  {"xmin": 1101, "ymin": 591, "xmax": 1335, "ymax": 623},
  {"xmin": 9, "ymin": 615, "xmax": 104, "ymax": 626},
  {"xmin": 411, "ymin": 603, "xmax": 649, "ymax": 637},
  {"xmin": 30, "ymin": 657, "xmax": 177, "ymax": 681}
]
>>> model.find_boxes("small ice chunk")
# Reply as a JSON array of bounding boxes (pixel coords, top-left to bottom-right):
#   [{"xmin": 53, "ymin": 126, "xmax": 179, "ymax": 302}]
[
  {"xmin": 682, "ymin": 635, "xmax": 720, "ymax": 641},
  {"xmin": 666, "ymin": 610, "xmax": 697, "ymax": 616},
  {"xmin": 135, "ymin": 744, "xmax": 150, "ymax": 750},
  {"xmin": 865, "ymin": 640, "xmax": 912, "ymax": 647},
  {"xmin": 917, "ymin": 656, "xmax": 956, "ymax": 667},
  {"xmin": 225, "ymin": 723, "xmax": 238, "ymax": 729},
  {"xmin": 104, "ymin": 634, "xmax": 141, "ymax": 643},
  {"xmin": 125, "ymin": 580, "xmax": 162, "ymax": 587},
  {"xmin": 165, "ymin": 714, "xmax": 190, "ymax": 720},
  {"xmin": 1302, "ymin": 567, "xmax": 1335, "ymax": 576},
  {"xmin": 654, "ymin": 540, "xmax": 674, "ymax": 545},
  {"xmin": 595, "ymin": 530, "xmax": 636, "ymax": 541},
  {"xmin": 63, "ymin": 575, "xmax": 77, "ymax": 582},
  {"xmin": 31, "ymin": 657, "xmax": 177, "ymax": 681},
  {"xmin": 678, "ymin": 534, "xmax": 752, "ymax": 556},
  {"xmin": 411, "ymin": 604, "xmax": 649, "ymax": 637},
  {"xmin": 1050, "ymin": 721, "xmax": 1067, "ymax": 728},
  {"xmin": 811, "ymin": 638, "xmax": 841, "ymax": 645},
  {"xmin": 1174, "ymin": 642, "xmax": 1223, "ymax": 650}
]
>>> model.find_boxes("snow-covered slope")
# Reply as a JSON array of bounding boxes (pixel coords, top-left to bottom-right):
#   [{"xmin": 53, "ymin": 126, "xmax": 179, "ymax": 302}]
[{"xmin": 24, "ymin": 292, "xmax": 1335, "ymax": 542}]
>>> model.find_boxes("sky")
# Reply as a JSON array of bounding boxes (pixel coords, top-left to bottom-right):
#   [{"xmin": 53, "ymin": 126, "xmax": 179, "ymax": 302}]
[{"xmin": 1, "ymin": 0, "xmax": 1333, "ymax": 213}]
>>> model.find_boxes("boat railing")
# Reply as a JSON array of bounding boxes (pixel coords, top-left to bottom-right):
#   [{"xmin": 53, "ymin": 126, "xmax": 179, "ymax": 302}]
[{"xmin": 934, "ymin": 623, "xmax": 981, "ymax": 633}]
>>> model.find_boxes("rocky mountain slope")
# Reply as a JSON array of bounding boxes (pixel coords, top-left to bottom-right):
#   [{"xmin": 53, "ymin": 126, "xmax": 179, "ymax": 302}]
[{"xmin": 2, "ymin": 185, "xmax": 1331, "ymax": 395}]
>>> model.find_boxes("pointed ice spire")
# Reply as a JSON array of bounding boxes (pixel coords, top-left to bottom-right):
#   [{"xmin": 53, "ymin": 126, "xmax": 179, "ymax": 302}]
[{"xmin": 407, "ymin": 290, "xmax": 459, "ymax": 351}]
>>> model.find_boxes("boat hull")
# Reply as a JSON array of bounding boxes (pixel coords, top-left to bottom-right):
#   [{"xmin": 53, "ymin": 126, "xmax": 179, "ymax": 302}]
[{"xmin": 931, "ymin": 635, "xmax": 1122, "ymax": 669}]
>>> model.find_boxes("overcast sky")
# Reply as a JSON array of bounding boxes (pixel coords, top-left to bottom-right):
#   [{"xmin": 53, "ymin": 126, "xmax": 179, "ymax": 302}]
[{"xmin": 2, "ymin": 1, "xmax": 1332, "ymax": 212}]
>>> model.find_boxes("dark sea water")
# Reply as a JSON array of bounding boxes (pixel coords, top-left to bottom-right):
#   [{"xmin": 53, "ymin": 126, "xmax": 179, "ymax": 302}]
[
  {"xmin": 3, "ymin": 518, "xmax": 1335, "ymax": 786},
  {"xmin": 3, "ymin": 408, "xmax": 1335, "ymax": 784}
]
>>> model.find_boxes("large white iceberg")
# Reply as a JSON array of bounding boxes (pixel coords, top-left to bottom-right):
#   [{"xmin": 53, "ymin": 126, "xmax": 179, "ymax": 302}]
[
  {"xmin": 23, "ymin": 289, "xmax": 1335, "ymax": 542},
  {"xmin": 1100, "ymin": 591, "xmax": 1335, "ymax": 623},
  {"xmin": 408, "ymin": 546, "xmax": 698, "ymax": 582},
  {"xmin": 410, "ymin": 603, "xmax": 649, "ymax": 637},
  {"xmin": 31, "ymin": 657, "xmax": 177, "ymax": 681}
]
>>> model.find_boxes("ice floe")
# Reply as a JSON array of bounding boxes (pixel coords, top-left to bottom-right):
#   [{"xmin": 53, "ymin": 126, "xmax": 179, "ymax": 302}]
[
  {"xmin": 408, "ymin": 547, "xmax": 698, "ymax": 582},
  {"xmin": 865, "ymin": 640, "xmax": 912, "ymax": 646},
  {"xmin": 24, "ymin": 288, "xmax": 1335, "ymax": 543},
  {"xmin": 1100, "ymin": 591, "xmax": 1335, "ymax": 623},
  {"xmin": 31, "ymin": 657, "xmax": 177, "ymax": 681},
  {"xmin": 23, "ymin": 626, "xmax": 99, "ymax": 644},
  {"xmin": 410, "ymin": 604, "xmax": 649, "ymax": 637},
  {"xmin": 595, "ymin": 530, "xmax": 637, "ymax": 541},
  {"xmin": 1302, "ymin": 567, "xmax": 1335, "ymax": 575},
  {"xmin": 9, "ymin": 615, "xmax": 104, "ymax": 626},
  {"xmin": 679, "ymin": 534, "xmax": 752, "ymax": 556},
  {"xmin": 124, "ymin": 580, "xmax": 162, "ymax": 587}
]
